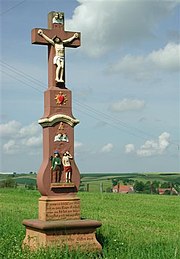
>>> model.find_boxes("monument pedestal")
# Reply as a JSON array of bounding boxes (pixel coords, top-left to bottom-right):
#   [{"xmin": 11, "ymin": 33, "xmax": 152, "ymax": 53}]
[
  {"xmin": 23, "ymin": 194, "xmax": 102, "ymax": 251},
  {"xmin": 22, "ymin": 219, "xmax": 102, "ymax": 251}
]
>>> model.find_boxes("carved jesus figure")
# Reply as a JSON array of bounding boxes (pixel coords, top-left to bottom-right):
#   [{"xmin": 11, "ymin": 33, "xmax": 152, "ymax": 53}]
[
  {"xmin": 62, "ymin": 151, "xmax": 73, "ymax": 183},
  {"xmin": 38, "ymin": 29, "xmax": 79, "ymax": 82}
]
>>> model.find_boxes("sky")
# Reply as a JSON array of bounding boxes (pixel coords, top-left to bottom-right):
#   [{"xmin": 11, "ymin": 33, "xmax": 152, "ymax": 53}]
[{"xmin": 0, "ymin": 0, "xmax": 179, "ymax": 173}]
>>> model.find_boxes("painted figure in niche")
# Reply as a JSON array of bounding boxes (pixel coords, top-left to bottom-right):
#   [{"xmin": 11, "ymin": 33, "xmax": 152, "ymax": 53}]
[
  {"xmin": 52, "ymin": 12, "xmax": 64, "ymax": 24},
  {"xmin": 54, "ymin": 122, "xmax": 69, "ymax": 142},
  {"xmin": 62, "ymin": 151, "xmax": 73, "ymax": 183},
  {"xmin": 51, "ymin": 150, "xmax": 61, "ymax": 183},
  {"xmin": 37, "ymin": 29, "xmax": 79, "ymax": 82},
  {"xmin": 58, "ymin": 122, "xmax": 64, "ymax": 132}
]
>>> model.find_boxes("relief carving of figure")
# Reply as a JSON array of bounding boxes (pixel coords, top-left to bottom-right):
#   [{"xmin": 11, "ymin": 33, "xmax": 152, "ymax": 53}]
[
  {"xmin": 54, "ymin": 133, "xmax": 69, "ymax": 142},
  {"xmin": 52, "ymin": 12, "xmax": 64, "ymax": 24},
  {"xmin": 54, "ymin": 122, "xmax": 69, "ymax": 142},
  {"xmin": 51, "ymin": 150, "xmax": 61, "ymax": 183},
  {"xmin": 38, "ymin": 29, "xmax": 79, "ymax": 82},
  {"xmin": 62, "ymin": 151, "xmax": 73, "ymax": 183}
]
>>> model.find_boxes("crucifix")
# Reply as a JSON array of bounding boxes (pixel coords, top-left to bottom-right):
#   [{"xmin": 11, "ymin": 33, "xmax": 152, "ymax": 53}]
[
  {"xmin": 22, "ymin": 11, "xmax": 102, "ymax": 252},
  {"xmin": 30, "ymin": 11, "xmax": 81, "ymax": 195},
  {"xmin": 31, "ymin": 11, "xmax": 81, "ymax": 88}
]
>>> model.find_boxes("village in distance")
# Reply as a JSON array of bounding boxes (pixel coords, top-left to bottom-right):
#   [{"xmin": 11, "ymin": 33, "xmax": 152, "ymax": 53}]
[{"xmin": 0, "ymin": 171, "xmax": 179, "ymax": 196}]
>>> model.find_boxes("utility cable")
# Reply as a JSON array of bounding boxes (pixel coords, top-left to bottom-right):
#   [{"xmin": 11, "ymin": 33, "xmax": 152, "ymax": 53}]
[
  {"xmin": 74, "ymin": 99, "xmax": 156, "ymax": 140},
  {"xmin": 1, "ymin": 62, "xmax": 179, "ymax": 149},
  {"xmin": 0, "ymin": 0, "xmax": 27, "ymax": 16},
  {"xmin": 0, "ymin": 69, "xmax": 43, "ymax": 94},
  {"xmin": 0, "ymin": 60, "xmax": 46, "ymax": 90}
]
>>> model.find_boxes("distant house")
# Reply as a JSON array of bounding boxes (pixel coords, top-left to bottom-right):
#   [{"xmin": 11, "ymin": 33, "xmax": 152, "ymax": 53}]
[
  {"xmin": 158, "ymin": 188, "xmax": 178, "ymax": 195},
  {"xmin": 113, "ymin": 184, "xmax": 134, "ymax": 194}
]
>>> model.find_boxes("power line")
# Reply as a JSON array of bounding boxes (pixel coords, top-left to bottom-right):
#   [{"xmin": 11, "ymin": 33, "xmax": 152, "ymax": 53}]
[
  {"xmin": 74, "ymin": 101, "xmax": 180, "ymax": 148},
  {"xmin": 0, "ymin": 0, "xmax": 27, "ymax": 16},
  {"xmin": 0, "ymin": 60, "xmax": 46, "ymax": 90},
  {"xmin": 1, "ymin": 61, "xmax": 149, "ymax": 139},
  {"xmin": 1, "ymin": 61, "xmax": 179, "ymax": 148},
  {"xmin": 0, "ymin": 69, "xmax": 43, "ymax": 94},
  {"xmin": 1, "ymin": 61, "xmax": 145, "ymax": 139},
  {"xmin": 74, "ymin": 99, "xmax": 155, "ymax": 140},
  {"xmin": 73, "ymin": 106, "xmax": 148, "ymax": 140},
  {"xmin": 0, "ymin": 60, "xmax": 142, "ymax": 139}
]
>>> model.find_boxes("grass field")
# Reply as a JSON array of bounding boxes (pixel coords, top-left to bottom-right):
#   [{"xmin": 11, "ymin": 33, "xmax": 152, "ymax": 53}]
[{"xmin": 0, "ymin": 188, "xmax": 180, "ymax": 258}]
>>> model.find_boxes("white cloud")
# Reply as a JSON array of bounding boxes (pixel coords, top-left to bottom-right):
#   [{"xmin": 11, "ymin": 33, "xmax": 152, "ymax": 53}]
[
  {"xmin": 125, "ymin": 144, "xmax": 135, "ymax": 154},
  {"xmin": 108, "ymin": 43, "xmax": 180, "ymax": 80},
  {"xmin": 1, "ymin": 121, "xmax": 42, "ymax": 155},
  {"xmin": 149, "ymin": 43, "xmax": 180, "ymax": 72},
  {"xmin": 0, "ymin": 120, "xmax": 21, "ymax": 137},
  {"xmin": 158, "ymin": 132, "xmax": 171, "ymax": 152},
  {"xmin": 109, "ymin": 98, "xmax": 145, "ymax": 112},
  {"xmin": 100, "ymin": 143, "xmax": 114, "ymax": 153},
  {"xmin": 67, "ymin": 0, "xmax": 177, "ymax": 57},
  {"xmin": 3, "ymin": 140, "xmax": 19, "ymax": 155},
  {"xmin": 125, "ymin": 132, "xmax": 171, "ymax": 157},
  {"xmin": 23, "ymin": 136, "xmax": 42, "ymax": 147},
  {"xmin": 19, "ymin": 122, "xmax": 40, "ymax": 137}
]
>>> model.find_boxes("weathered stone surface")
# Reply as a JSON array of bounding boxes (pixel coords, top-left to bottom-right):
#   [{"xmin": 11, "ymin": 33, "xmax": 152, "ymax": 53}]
[{"xmin": 22, "ymin": 219, "xmax": 102, "ymax": 251}]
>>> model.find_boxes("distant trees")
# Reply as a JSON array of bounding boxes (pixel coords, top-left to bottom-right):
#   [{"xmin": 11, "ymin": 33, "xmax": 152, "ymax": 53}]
[
  {"xmin": 0, "ymin": 173, "xmax": 37, "ymax": 189},
  {"xmin": 122, "ymin": 178, "xmax": 135, "ymax": 185},
  {"xmin": 160, "ymin": 182, "xmax": 171, "ymax": 188},
  {"xmin": 111, "ymin": 178, "xmax": 179, "ymax": 195},
  {"xmin": 112, "ymin": 179, "xmax": 118, "ymax": 186},
  {"xmin": 112, "ymin": 178, "xmax": 136, "ymax": 187},
  {"xmin": 133, "ymin": 180, "xmax": 160, "ymax": 194},
  {"xmin": 0, "ymin": 177, "xmax": 17, "ymax": 188},
  {"xmin": 133, "ymin": 181, "xmax": 145, "ymax": 192},
  {"xmin": 29, "ymin": 171, "xmax": 37, "ymax": 175}
]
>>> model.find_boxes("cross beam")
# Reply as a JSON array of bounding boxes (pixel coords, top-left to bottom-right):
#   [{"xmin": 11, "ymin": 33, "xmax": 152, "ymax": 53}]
[{"xmin": 31, "ymin": 11, "xmax": 81, "ymax": 88}]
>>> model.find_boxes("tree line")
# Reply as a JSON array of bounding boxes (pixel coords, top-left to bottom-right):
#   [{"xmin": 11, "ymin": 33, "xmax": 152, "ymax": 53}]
[{"xmin": 112, "ymin": 178, "xmax": 180, "ymax": 194}]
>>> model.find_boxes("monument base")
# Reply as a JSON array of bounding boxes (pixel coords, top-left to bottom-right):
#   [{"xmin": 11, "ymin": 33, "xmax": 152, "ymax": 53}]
[{"xmin": 22, "ymin": 219, "xmax": 102, "ymax": 252}]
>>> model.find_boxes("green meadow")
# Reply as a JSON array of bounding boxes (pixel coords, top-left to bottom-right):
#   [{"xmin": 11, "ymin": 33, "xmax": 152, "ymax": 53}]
[{"xmin": 0, "ymin": 188, "xmax": 179, "ymax": 259}]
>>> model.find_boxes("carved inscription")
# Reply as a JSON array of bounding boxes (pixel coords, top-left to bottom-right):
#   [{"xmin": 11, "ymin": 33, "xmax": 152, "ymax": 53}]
[
  {"xmin": 48, "ymin": 233, "xmax": 100, "ymax": 250},
  {"xmin": 46, "ymin": 201, "xmax": 80, "ymax": 220},
  {"xmin": 24, "ymin": 230, "xmax": 101, "ymax": 251}
]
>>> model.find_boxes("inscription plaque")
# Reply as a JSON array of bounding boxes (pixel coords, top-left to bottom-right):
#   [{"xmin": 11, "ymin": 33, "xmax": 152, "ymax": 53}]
[{"xmin": 39, "ymin": 197, "xmax": 81, "ymax": 221}]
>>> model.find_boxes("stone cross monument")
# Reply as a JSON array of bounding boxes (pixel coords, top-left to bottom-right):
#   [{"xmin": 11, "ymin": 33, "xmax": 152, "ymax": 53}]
[{"xmin": 22, "ymin": 11, "xmax": 102, "ymax": 252}]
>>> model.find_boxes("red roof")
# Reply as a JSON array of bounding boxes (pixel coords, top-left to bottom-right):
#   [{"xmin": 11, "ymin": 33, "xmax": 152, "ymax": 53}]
[
  {"xmin": 158, "ymin": 188, "xmax": 178, "ymax": 195},
  {"xmin": 113, "ymin": 184, "xmax": 134, "ymax": 193}
]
